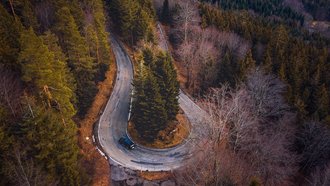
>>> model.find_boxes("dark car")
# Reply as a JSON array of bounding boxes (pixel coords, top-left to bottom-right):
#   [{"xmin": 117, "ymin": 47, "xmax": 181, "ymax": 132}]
[{"xmin": 118, "ymin": 136, "xmax": 135, "ymax": 150}]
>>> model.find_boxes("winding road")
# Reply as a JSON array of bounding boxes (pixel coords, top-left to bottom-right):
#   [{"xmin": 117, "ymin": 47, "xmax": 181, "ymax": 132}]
[{"xmin": 97, "ymin": 26, "xmax": 208, "ymax": 171}]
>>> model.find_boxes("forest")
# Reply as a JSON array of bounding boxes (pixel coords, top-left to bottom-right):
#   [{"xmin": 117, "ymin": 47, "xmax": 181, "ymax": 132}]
[
  {"xmin": 0, "ymin": 0, "xmax": 329, "ymax": 185},
  {"xmin": 201, "ymin": 0, "xmax": 305, "ymax": 25},
  {"xmin": 0, "ymin": 0, "xmax": 111, "ymax": 185},
  {"xmin": 131, "ymin": 46, "xmax": 179, "ymax": 142},
  {"xmin": 302, "ymin": 0, "xmax": 330, "ymax": 21},
  {"xmin": 157, "ymin": 0, "xmax": 330, "ymax": 185}
]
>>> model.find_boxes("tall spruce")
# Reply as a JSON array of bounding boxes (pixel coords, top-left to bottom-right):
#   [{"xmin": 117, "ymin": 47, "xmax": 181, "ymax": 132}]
[
  {"xmin": 132, "ymin": 47, "xmax": 179, "ymax": 141},
  {"xmin": 54, "ymin": 6, "xmax": 97, "ymax": 115},
  {"xmin": 109, "ymin": 0, "xmax": 139, "ymax": 44},
  {"xmin": 18, "ymin": 27, "xmax": 80, "ymax": 185},
  {"xmin": 83, "ymin": 0, "xmax": 111, "ymax": 80},
  {"xmin": 239, "ymin": 50, "xmax": 256, "ymax": 79},
  {"xmin": 161, "ymin": 0, "xmax": 170, "ymax": 24},
  {"xmin": 132, "ymin": 65, "xmax": 167, "ymax": 142},
  {"xmin": 109, "ymin": 0, "xmax": 155, "ymax": 45},
  {"xmin": 0, "ymin": 4, "xmax": 21, "ymax": 70},
  {"xmin": 154, "ymin": 52, "xmax": 179, "ymax": 120}
]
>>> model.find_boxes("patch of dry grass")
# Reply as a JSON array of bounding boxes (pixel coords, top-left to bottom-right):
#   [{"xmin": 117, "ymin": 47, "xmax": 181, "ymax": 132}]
[
  {"xmin": 138, "ymin": 171, "xmax": 173, "ymax": 181},
  {"xmin": 127, "ymin": 109, "xmax": 191, "ymax": 149}
]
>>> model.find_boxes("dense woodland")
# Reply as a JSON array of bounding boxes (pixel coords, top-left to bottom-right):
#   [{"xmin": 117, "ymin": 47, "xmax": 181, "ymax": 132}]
[
  {"xmin": 201, "ymin": 0, "xmax": 305, "ymax": 25},
  {"xmin": 0, "ymin": 0, "xmax": 329, "ymax": 185},
  {"xmin": 108, "ymin": 0, "xmax": 156, "ymax": 45},
  {"xmin": 0, "ymin": 0, "xmax": 111, "ymax": 185},
  {"xmin": 158, "ymin": 0, "xmax": 330, "ymax": 185},
  {"xmin": 107, "ymin": 0, "xmax": 180, "ymax": 142},
  {"xmin": 132, "ymin": 47, "xmax": 179, "ymax": 142},
  {"xmin": 302, "ymin": 0, "xmax": 330, "ymax": 21},
  {"xmin": 198, "ymin": 4, "xmax": 330, "ymax": 123},
  {"xmin": 163, "ymin": 0, "xmax": 330, "ymax": 124}
]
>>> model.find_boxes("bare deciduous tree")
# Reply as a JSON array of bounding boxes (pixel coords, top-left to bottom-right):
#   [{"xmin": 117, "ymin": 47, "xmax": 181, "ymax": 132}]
[
  {"xmin": 309, "ymin": 164, "xmax": 330, "ymax": 186},
  {"xmin": 174, "ymin": 70, "xmax": 298, "ymax": 185},
  {"xmin": 245, "ymin": 69, "xmax": 290, "ymax": 123},
  {"xmin": 171, "ymin": 4, "xmax": 250, "ymax": 94},
  {"xmin": 296, "ymin": 121, "xmax": 330, "ymax": 176},
  {"xmin": 172, "ymin": 0, "xmax": 200, "ymax": 44},
  {"xmin": 177, "ymin": 26, "xmax": 220, "ymax": 92}
]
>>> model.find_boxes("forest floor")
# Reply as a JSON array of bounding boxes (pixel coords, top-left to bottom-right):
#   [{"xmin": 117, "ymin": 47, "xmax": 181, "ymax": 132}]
[
  {"xmin": 138, "ymin": 171, "xmax": 173, "ymax": 181},
  {"xmin": 127, "ymin": 108, "xmax": 191, "ymax": 149},
  {"xmin": 77, "ymin": 55, "xmax": 116, "ymax": 186}
]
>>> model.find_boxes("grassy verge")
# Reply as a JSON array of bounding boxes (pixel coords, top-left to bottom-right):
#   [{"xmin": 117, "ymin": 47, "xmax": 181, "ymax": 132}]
[{"xmin": 127, "ymin": 109, "xmax": 191, "ymax": 149}]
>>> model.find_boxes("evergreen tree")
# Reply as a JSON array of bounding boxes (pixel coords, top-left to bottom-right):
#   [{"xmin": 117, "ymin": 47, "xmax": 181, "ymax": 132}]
[
  {"xmin": 132, "ymin": 47, "xmax": 180, "ymax": 141},
  {"xmin": 161, "ymin": 0, "xmax": 170, "ymax": 24},
  {"xmin": 12, "ymin": 0, "xmax": 39, "ymax": 30},
  {"xmin": 110, "ymin": 0, "xmax": 139, "ymax": 44},
  {"xmin": 218, "ymin": 51, "xmax": 236, "ymax": 87},
  {"xmin": 268, "ymin": 25, "xmax": 289, "ymax": 72},
  {"xmin": 19, "ymin": 28, "xmax": 76, "ymax": 118},
  {"xmin": 263, "ymin": 49, "xmax": 272, "ymax": 72},
  {"xmin": 154, "ymin": 52, "xmax": 179, "ymax": 120},
  {"xmin": 19, "ymin": 28, "xmax": 80, "ymax": 185},
  {"xmin": 137, "ymin": 0, "xmax": 156, "ymax": 18},
  {"xmin": 239, "ymin": 50, "xmax": 256, "ymax": 79},
  {"xmin": 52, "ymin": 0, "xmax": 85, "ymax": 30},
  {"xmin": 41, "ymin": 31, "xmax": 77, "ymax": 117},
  {"xmin": 317, "ymin": 84, "xmax": 329, "ymax": 120},
  {"xmin": 22, "ymin": 106, "xmax": 80, "ymax": 185},
  {"xmin": 141, "ymin": 47, "xmax": 156, "ymax": 68},
  {"xmin": 0, "ymin": 4, "xmax": 21, "ymax": 70},
  {"xmin": 135, "ymin": 8, "xmax": 155, "ymax": 43},
  {"xmin": 109, "ymin": 0, "xmax": 155, "ymax": 45},
  {"xmin": 132, "ymin": 65, "xmax": 167, "ymax": 142},
  {"xmin": 83, "ymin": 0, "xmax": 111, "ymax": 80},
  {"xmin": 54, "ymin": 6, "xmax": 97, "ymax": 115}
]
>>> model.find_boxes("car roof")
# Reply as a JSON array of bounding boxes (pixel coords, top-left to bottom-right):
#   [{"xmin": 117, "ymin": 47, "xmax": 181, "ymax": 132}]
[
  {"xmin": 125, "ymin": 138, "xmax": 133, "ymax": 145},
  {"xmin": 122, "ymin": 136, "xmax": 134, "ymax": 145}
]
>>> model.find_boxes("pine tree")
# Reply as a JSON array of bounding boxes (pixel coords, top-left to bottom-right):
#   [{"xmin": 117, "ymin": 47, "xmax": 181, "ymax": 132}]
[
  {"xmin": 218, "ymin": 51, "xmax": 236, "ymax": 87},
  {"xmin": 137, "ymin": 0, "xmax": 156, "ymax": 18},
  {"xmin": 110, "ymin": 0, "xmax": 155, "ymax": 45},
  {"xmin": 0, "ymin": 4, "xmax": 21, "ymax": 70},
  {"xmin": 19, "ymin": 28, "xmax": 80, "ymax": 185},
  {"xmin": 52, "ymin": 0, "xmax": 85, "ymax": 30},
  {"xmin": 134, "ymin": 8, "xmax": 155, "ymax": 43},
  {"xmin": 22, "ymin": 106, "xmax": 80, "ymax": 185},
  {"xmin": 54, "ymin": 6, "xmax": 97, "ymax": 115},
  {"xmin": 110, "ymin": 0, "xmax": 139, "ymax": 44},
  {"xmin": 132, "ymin": 66, "xmax": 167, "ymax": 142},
  {"xmin": 12, "ymin": 0, "xmax": 39, "ymax": 30},
  {"xmin": 317, "ymin": 84, "xmax": 329, "ymax": 120},
  {"xmin": 263, "ymin": 49, "xmax": 272, "ymax": 72},
  {"xmin": 141, "ymin": 47, "xmax": 156, "ymax": 68},
  {"xmin": 268, "ymin": 25, "xmax": 289, "ymax": 72},
  {"xmin": 239, "ymin": 50, "xmax": 256, "ymax": 79},
  {"xmin": 83, "ymin": 0, "xmax": 111, "ymax": 79},
  {"xmin": 132, "ymin": 48, "xmax": 179, "ymax": 141},
  {"xmin": 19, "ymin": 28, "xmax": 76, "ymax": 118},
  {"xmin": 161, "ymin": 0, "xmax": 170, "ymax": 24},
  {"xmin": 154, "ymin": 52, "xmax": 179, "ymax": 121},
  {"xmin": 40, "ymin": 31, "xmax": 77, "ymax": 117}
]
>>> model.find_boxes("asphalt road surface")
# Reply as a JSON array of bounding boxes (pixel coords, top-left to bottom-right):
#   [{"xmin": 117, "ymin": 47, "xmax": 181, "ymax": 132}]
[{"xmin": 97, "ymin": 32, "xmax": 208, "ymax": 171}]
